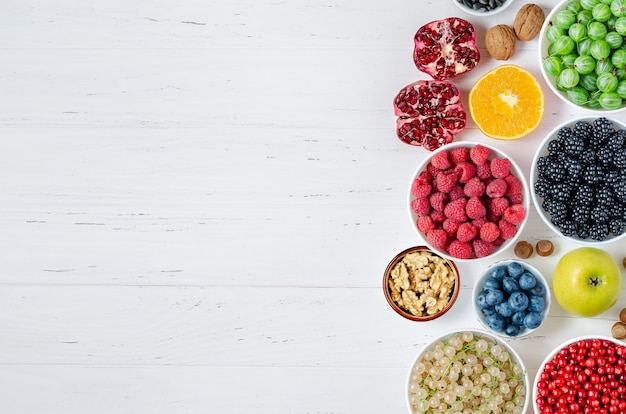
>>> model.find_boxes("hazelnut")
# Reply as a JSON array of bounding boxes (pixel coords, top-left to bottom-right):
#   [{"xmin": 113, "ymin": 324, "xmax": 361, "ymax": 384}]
[
  {"xmin": 620, "ymin": 308, "xmax": 626, "ymax": 324},
  {"xmin": 486, "ymin": 25, "xmax": 517, "ymax": 61},
  {"xmin": 514, "ymin": 4, "xmax": 545, "ymax": 41},
  {"xmin": 611, "ymin": 321, "xmax": 626, "ymax": 340}
]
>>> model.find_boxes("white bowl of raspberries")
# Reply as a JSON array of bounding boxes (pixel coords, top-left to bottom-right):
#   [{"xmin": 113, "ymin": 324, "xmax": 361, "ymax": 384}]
[
  {"xmin": 531, "ymin": 116, "xmax": 626, "ymax": 245},
  {"xmin": 408, "ymin": 141, "xmax": 530, "ymax": 260},
  {"xmin": 473, "ymin": 259, "xmax": 551, "ymax": 338},
  {"xmin": 533, "ymin": 336, "xmax": 626, "ymax": 413}
]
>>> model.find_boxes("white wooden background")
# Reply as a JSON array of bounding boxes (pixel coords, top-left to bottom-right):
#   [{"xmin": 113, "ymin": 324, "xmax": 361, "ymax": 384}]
[{"xmin": 1, "ymin": 0, "xmax": 625, "ymax": 413}]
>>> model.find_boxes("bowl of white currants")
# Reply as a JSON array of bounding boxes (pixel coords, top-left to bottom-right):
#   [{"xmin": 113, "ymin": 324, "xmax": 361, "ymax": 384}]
[
  {"xmin": 406, "ymin": 329, "xmax": 530, "ymax": 413},
  {"xmin": 538, "ymin": 0, "xmax": 626, "ymax": 112},
  {"xmin": 473, "ymin": 259, "xmax": 551, "ymax": 338}
]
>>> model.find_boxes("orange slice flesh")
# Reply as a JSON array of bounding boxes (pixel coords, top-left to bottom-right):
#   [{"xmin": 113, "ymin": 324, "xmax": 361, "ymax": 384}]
[{"xmin": 469, "ymin": 64, "xmax": 544, "ymax": 140}]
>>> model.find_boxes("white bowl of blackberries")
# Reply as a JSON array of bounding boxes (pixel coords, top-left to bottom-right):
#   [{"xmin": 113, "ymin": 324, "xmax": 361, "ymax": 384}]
[
  {"xmin": 473, "ymin": 259, "xmax": 551, "ymax": 338},
  {"xmin": 531, "ymin": 116, "xmax": 626, "ymax": 245}
]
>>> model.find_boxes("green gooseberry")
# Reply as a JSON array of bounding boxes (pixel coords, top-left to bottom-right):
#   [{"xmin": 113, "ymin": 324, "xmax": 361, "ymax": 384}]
[
  {"xmin": 598, "ymin": 91, "xmax": 624, "ymax": 109},
  {"xmin": 568, "ymin": 23, "xmax": 587, "ymax": 42},
  {"xmin": 577, "ymin": 38, "xmax": 593, "ymax": 55},
  {"xmin": 555, "ymin": 10, "xmax": 576, "ymax": 29},
  {"xmin": 562, "ymin": 53, "xmax": 578, "ymax": 67},
  {"xmin": 588, "ymin": 90, "xmax": 603, "ymax": 108},
  {"xmin": 543, "ymin": 56, "xmax": 564, "ymax": 77},
  {"xmin": 567, "ymin": 86, "xmax": 590, "ymax": 105},
  {"xmin": 595, "ymin": 58, "xmax": 615, "ymax": 74},
  {"xmin": 616, "ymin": 80, "xmax": 626, "ymax": 99},
  {"xmin": 577, "ymin": 10, "xmax": 594, "ymax": 25},
  {"xmin": 546, "ymin": 25, "xmax": 566, "ymax": 43},
  {"xmin": 567, "ymin": 0, "xmax": 583, "ymax": 13},
  {"xmin": 615, "ymin": 17, "xmax": 626, "ymax": 36},
  {"xmin": 610, "ymin": 0, "xmax": 626, "ymax": 18},
  {"xmin": 597, "ymin": 72, "xmax": 619, "ymax": 92},
  {"xmin": 590, "ymin": 39, "xmax": 611, "ymax": 59},
  {"xmin": 554, "ymin": 35, "xmax": 576, "ymax": 55},
  {"xmin": 612, "ymin": 49, "xmax": 626, "ymax": 69},
  {"xmin": 592, "ymin": 3, "xmax": 612, "ymax": 22},
  {"xmin": 588, "ymin": 21, "xmax": 608, "ymax": 39},
  {"xmin": 580, "ymin": 0, "xmax": 601, "ymax": 10},
  {"xmin": 573, "ymin": 55, "xmax": 596, "ymax": 74},
  {"xmin": 605, "ymin": 32, "xmax": 623, "ymax": 49},
  {"xmin": 558, "ymin": 68, "xmax": 581, "ymax": 88},
  {"xmin": 581, "ymin": 72, "xmax": 600, "ymax": 90}
]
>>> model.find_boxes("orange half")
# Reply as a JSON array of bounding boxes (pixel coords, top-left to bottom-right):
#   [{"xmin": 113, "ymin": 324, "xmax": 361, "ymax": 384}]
[{"xmin": 469, "ymin": 64, "xmax": 544, "ymax": 140}]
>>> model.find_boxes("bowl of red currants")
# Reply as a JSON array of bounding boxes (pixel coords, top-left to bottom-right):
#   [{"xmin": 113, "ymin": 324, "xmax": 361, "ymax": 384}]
[
  {"xmin": 531, "ymin": 116, "xmax": 626, "ymax": 244},
  {"xmin": 473, "ymin": 259, "xmax": 551, "ymax": 338},
  {"xmin": 538, "ymin": 0, "xmax": 626, "ymax": 113},
  {"xmin": 407, "ymin": 329, "xmax": 530, "ymax": 413},
  {"xmin": 533, "ymin": 336, "xmax": 626, "ymax": 413}
]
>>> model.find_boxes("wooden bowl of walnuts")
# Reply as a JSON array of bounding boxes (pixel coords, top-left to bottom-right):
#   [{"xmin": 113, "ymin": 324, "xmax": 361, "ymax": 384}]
[{"xmin": 383, "ymin": 246, "xmax": 460, "ymax": 321}]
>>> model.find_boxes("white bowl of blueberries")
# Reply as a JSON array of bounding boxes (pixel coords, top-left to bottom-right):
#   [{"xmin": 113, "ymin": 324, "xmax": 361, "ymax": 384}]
[
  {"xmin": 451, "ymin": 0, "xmax": 513, "ymax": 16},
  {"xmin": 473, "ymin": 259, "xmax": 551, "ymax": 338}
]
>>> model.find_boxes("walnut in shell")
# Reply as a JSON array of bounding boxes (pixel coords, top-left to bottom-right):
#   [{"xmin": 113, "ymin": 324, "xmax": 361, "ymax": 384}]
[
  {"xmin": 514, "ymin": 4, "xmax": 545, "ymax": 41},
  {"xmin": 486, "ymin": 25, "xmax": 517, "ymax": 61}
]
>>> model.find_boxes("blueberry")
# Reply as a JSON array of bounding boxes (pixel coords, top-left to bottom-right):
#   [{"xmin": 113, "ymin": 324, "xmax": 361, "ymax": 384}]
[
  {"xmin": 507, "ymin": 262, "xmax": 524, "ymax": 278},
  {"xmin": 482, "ymin": 308, "xmax": 497, "ymax": 318},
  {"xmin": 518, "ymin": 272, "xmax": 537, "ymax": 290},
  {"xmin": 508, "ymin": 291, "xmax": 529, "ymax": 312},
  {"xmin": 511, "ymin": 311, "xmax": 528, "ymax": 326},
  {"xmin": 523, "ymin": 311, "xmax": 543, "ymax": 329},
  {"xmin": 505, "ymin": 324, "xmax": 521, "ymax": 337},
  {"xmin": 529, "ymin": 282, "xmax": 546, "ymax": 296},
  {"xmin": 476, "ymin": 290, "xmax": 490, "ymax": 309},
  {"xmin": 483, "ymin": 277, "xmax": 501, "ymax": 291},
  {"xmin": 528, "ymin": 295, "xmax": 545, "ymax": 313},
  {"xmin": 495, "ymin": 301, "xmax": 514, "ymax": 317},
  {"xmin": 489, "ymin": 265, "xmax": 508, "ymax": 281},
  {"xmin": 502, "ymin": 277, "xmax": 520, "ymax": 293},
  {"xmin": 486, "ymin": 313, "xmax": 505, "ymax": 331},
  {"xmin": 485, "ymin": 289, "xmax": 505, "ymax": 306}
]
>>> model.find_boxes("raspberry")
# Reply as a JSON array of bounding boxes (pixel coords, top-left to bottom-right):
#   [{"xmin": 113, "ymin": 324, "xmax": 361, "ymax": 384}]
[
  {"xmin": 447, "ymin": 240, "xmax": 473, "ymax": 259},
  {"xmin": 417, "ymin": 170, "xmax": 433, "ymax": 184},
  {"xmin": 498, "ymin": 219, "xmax": 518, "ymax": 239},
  {"xmin": 504, "ymin": 204, "xmax": 526, "ymax": 225},
  {"xmin": 430, "ymin": 209, "xmax": 446, "ymax": 223},
  {"xmin": 448, "ymin": 185, "xmax": 465, "ymax": 201},
  {"xmin": 488, "ymin": 197, "xmax": 509, "ymax": 217},
  {"xmin": 411, "ymin": 197, "xmax": 431, "ymax": 216},
  {"xmin": 411, "ymin": 180, "xmax": 433, "ymax": 199},
  {"xmin": 479, "ymin": 222, "xmax": 500, "ymax": 243},
  {"xmin": 429, "ymin": 192, "xmax": 447, "ymax": 212},
  {"xmin": 426, "ymin": 229, "xmax": 448, "ymax": 250},
  {"xmin": 450, "ymin": 146, "xmax": 470, "ymax": 164},
  {"xmin": 464, "ymin": 177, "xmax": 486, "ymax": 197},
  {"xmin": 503, "ymin": 173, "xmax": 522, "ymax": 196},
  {"xmin": 490, "ymin": 157, "xmax": 511, "ymax": 179},
  {"xmin": 444, "ymin": 198, "xmax": 468, "ymax": 222},
  {"xmin": 508, "ymin": 193, "xmax": 524, "ymax": 205},
  {"xmin": 476, "ymin": 163, "xmax": 493, "ymax": 181},
  {"xmin": 435, "ymin": 170, "xmax": 458, "ymax": 193},
  {"xmin": 466, "ymin": 196, "xmax": 487, "ymax": 219},
  {"xmin": 471, "ymin": 217, "xmax": 487, "ymax": 230},
  {"xmin": 454, "ymin": 161, "xmax": 477, "ymax": 183},
  {"xmin": 430, "ymin": 150, "xmax": 451, "ymax": 170},
  {"xmin": 472, "ymin": 239, "xmax": 495, "ymax": 258},
  {"xmin": 456, "ymin": 222, "xmax": 477, "ymax": 242},
  {"xmin": 442, "ymin": 218, "xmax": 460, "ymax": 235},
  {"xmin": 470, "ymin": 144, "xmax": 491, "ymax": 165},
  {"xmin": 486, "ymin": 178, "xmax": 507, "ymax": 198},
  {"xmin": 417, "ymin": 215, "xmax": 436, "ymax": 233}
]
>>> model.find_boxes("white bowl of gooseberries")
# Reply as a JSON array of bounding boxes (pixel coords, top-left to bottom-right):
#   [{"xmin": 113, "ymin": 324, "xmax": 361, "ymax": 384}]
[
  {"xmin": 539, "ymin": 0, "xmax": 626, "ymax": 113},
  {"xmin": 406, "ymin": 329, "xmax": 530, "ymax": 414}
]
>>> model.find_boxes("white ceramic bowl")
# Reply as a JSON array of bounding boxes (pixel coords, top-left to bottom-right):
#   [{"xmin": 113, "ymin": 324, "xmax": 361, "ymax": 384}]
[
  {"xmin": 533, "ymin": 335, "xmax": 626, "ymax": 413},
  {"xmin": 451, "ymin": 0, "xmax": 515, "ymax": 16},
  {"xmin": 406, "ymin": 329, "xmax": 530, "ymax": 414},
  {"xmin": 538, "ymin": 0, "xmax": 626, "ymax": 113},
  {"xmin": 473, "ymin": 259, "xmax": 551, "ymax": 338},
  {"xmin": 530, "ymin": 116, "xmax": 626, "ymax": 245},
  {"xmin": 408, "ymin": 141, "xmax": 530, "ymax": 261}
]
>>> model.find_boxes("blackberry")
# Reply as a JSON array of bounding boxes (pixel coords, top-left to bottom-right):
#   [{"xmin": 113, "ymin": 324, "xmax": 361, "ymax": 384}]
[
  {"xmin": 582, "ymin": 164, "xmax": 603, "ymax": 185},
  {"xmin": 575, "ymin": 185, "xmax": 595, "ymax": 205},
  {"xmin": 596, "ymin": 146, "xmax": 614, "ymax": 167},
  {"xmin": 573, "ymin": 120, "xmax": 593, "ymax": 142},
  {"xmin": 613, "ymin": 180, "xmax": 626, "ymax": 203},
  {"xmin": 533, "ymin": 178, "xmax": 551, "ymax": 198},
  {"xmin": 591, "ymin": 117, "xmax": 614, "ymax": 146},
  {"xmin": 577, "ymin": 226, "xmax": 590, "ymax": 239},
  {"xmin": 549, "ymin": 182, "xmax": 572, "ymax": 202},
  {"xmin": 609, "ymin": 218, "xmax": 625, "ymax": 236},
  {"xmin": 543, "ymin": 200, "xmax": 568, "ymax": 224},
  {"xmin": 548, "ymin": 138, "xmax": 563, "ymax": 155},
  {"xmin": 579, "ymin": 148, "xmax": 596, "ymax": 165},
  {"xmin": 612, "ymin": 149, "xmax": 626, "ymax": 169},
  {"xmin": 589, "ymin": 223, "xmax": 609, "ymax": 241},
  {"xmin": 604, "ymin": 169, "xmax": 620, "ymax": 185},
  {"xmin": 536, "ymin": 155, "xmax": 553, "ymax": 174},
  {"xmin": 595, "ymin": 187, "xmax": 614, "ymax": 207},
  {"xmin": 590, "ymin": 204, "xmax": 610, "ymax": 224},
  {"xmin": 558, "ymin": 220, "xmax": 578, "ymax": 237},
  {"xmin": 543, "ymin": 162, "xmax": 568, "ymax": 182},
  {"xmin": 562, "ymin": 133, "xmax": 585, "ymax": 157},
  {"xmin": 571, "ymin": 205, "xmax": 591, "ymax": 224},
  {"xmin": 607, "ymin": 129, "xmax": 626, "ymax": 150},
  {"xmin": 560, "ymin": 156, "xmax": 583, "ymax": 179}
]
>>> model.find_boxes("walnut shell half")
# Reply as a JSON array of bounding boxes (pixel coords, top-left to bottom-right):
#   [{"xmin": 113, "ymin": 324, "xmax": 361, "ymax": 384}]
[
  {"xmin": 486, "ymin": 25, "xmax": 517, "ymax": 61},
  {"xmin": 514, "ymin": 4, "xmax": 545, "ymax": 41}
]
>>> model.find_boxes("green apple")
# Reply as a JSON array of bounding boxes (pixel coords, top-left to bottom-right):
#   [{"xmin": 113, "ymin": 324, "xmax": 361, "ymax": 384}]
[{"xmin": 552, "ymin": 247, "xmax": 623, "ymax": 317}]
